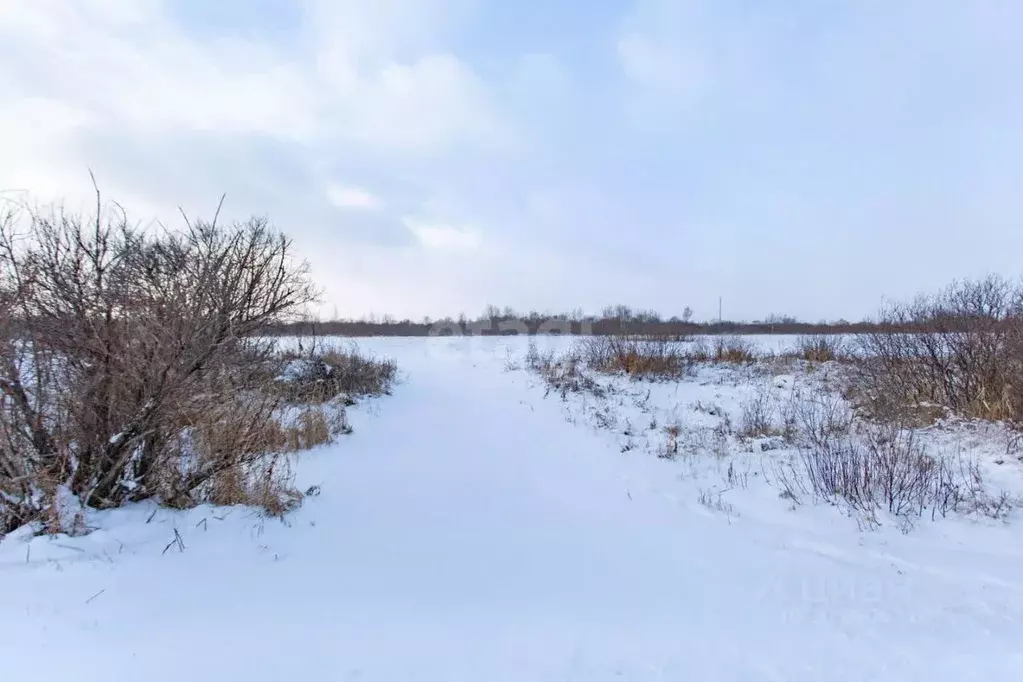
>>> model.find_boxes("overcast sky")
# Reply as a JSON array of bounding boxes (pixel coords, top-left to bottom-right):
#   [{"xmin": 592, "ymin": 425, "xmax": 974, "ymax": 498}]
[{"xmin": 2, "ymin": 0, "xmax": 1022, "ymax": 322}]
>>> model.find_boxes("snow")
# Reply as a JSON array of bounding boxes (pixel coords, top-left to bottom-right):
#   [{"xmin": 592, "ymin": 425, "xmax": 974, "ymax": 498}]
[
  {"xmin": 3, "ymin": 335, "xmax": 1023, "ymax": 680},
  {"xmin": 276, "ymin": 357, "xmax": 330, "ymax": 382}
]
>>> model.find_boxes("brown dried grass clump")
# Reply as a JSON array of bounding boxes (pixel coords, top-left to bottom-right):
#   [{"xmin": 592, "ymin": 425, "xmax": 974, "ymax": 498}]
[
  {"xmin": 795, "ymin": 334, "xmax": 847, "ymax": 363},
  {"xmin": 580, "ymin": 334, "xmax": 692, "ymax": 379},
  {"xmin": 273, "ymin": 345, "xmax": 398, "ymax": 404},
  {"xmin": 701, "ymin": 336, "xmax": 759, "ymax": 364}
]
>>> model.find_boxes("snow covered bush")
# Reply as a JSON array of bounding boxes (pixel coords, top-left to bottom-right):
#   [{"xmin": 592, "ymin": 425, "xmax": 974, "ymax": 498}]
[
  {"xmin": 273, "ymin": 342, "xmax": 397, "ymax": 405},
  {"xmin": 525, "ymin": 342, "xmax": 604, "ymax": 398},
  {"xmin": 0, "ymin": 194, "xmax": 333, "ymax": 534},
  {"xmin": 777, "ymin": 419, "xmax": 1012, "ymax": 523}
]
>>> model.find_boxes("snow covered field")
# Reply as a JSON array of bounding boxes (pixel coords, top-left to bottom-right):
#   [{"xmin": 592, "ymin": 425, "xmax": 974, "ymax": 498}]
[{"xmin": 3, "ymin": 335, "xmax": 1023, "ymax": 681}]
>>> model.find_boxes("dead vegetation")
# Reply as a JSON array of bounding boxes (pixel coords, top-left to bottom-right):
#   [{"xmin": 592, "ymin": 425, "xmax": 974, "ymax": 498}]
[
  {"xmin": 579, "ymin": 334, "xmax": 694, "ymax": 379},
  {"xmin": 273, "ymin": 343, "xmax": 397, "ymax": 404},
  {"xmin": 0, "ymin": 193, "xmax": 395, "ymax": 536},
  {"xmin": 525, "ymin": 343, "xmax": 604, "ymax": 398},
  {"xmin": 775, "ymin": 420, "xmax": 1013, "ymax": 525},
  {"xmin": 520, "ymin": 317, "xmax": 1016, "ymax": 526},
  {"xmin": 793, "ymin": 334, "xmax": 848, "ymax": 363},
  {"xmin": 526, "ymin": 331, "xmax": 766, "ymax": 388},
  {"xmin": 737, "ymin": 388, "xmax": 783, "ymax": 440},
  {"xmin": 705, "ymin": 336, "xmax": 759, "ymax": 364},
  {"xmin": 734, "ymin": 379, "xmax": 1013, "ymax": 524},
  {"xmin": 852, "ymin": 276, "xmax": 1023, "ymax": 426}
]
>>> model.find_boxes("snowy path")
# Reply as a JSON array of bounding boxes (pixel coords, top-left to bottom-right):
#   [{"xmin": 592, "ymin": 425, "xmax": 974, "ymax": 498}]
[{"xmin": 3, "ymin": 338, "xmax": 1023, "ymax": 680}]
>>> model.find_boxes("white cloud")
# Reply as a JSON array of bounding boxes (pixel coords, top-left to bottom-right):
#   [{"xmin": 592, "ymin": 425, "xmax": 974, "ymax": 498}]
[
  {"xmin": 0, "ymin": 1, "xmax": 511, "ymax": 191},
  {"xmin": 402, "ymin": 217, "xmax": 481, "ymax": 251},
  {"xmin": 0, "ymin": 3, "xmax": 316, "ymax": 139},
  {"xmin": 333, "ymin": 54, "xmax": 513, "ymax": 155},
  {"xmin": 616, "ymin": 31, "xmax": 708, "ymax": 105},
  {"xmin": 326, "ymin": 184, "xmax": 383, "ymax": 211},
  {"xmin": 5, "ymin": 0, "xmax": 1020, "ymax": 323},
  {"xmin": 614, "ymin": 0, "xmax": 715, "ymax": 114}
]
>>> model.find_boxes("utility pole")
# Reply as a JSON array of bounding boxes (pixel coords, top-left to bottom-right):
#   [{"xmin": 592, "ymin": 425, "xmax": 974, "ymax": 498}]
[{"xmin": 718, "ymin": 296, "xmax": 722, "ymax": 324}]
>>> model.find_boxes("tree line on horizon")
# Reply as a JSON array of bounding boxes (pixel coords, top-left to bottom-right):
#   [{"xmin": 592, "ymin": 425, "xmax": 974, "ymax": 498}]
[{"xmin": 262, "ymin": 304, "xmax": 879, "ymax": 337}]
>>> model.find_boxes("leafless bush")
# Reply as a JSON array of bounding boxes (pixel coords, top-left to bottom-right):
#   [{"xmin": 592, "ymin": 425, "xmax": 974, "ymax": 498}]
[
  {"xmin": 778, "ymin": 421, "xmax": 1011, "ymax": 521},
  {"xmin": 854, "ymin": 276, "xmax": 1023, "ymax": 424},
  {"xmin": 525, "ymin": 342, "xmax": 603, "ymax": 398},
  {"xmin": 788, "ymin": 385, "xmax": 855, "ymax": 449},
  {"xmin": 794, "ymin": 334, "xmax": 847, "ymax": 363},
  {"xmin": 692, "ymin": 335, "xmax": 759, "ymax": 364},
  {"xmin": 738, "ymin": 388, "xmax": 779, "ymax": 439},
  {"xmin": 525, "ymin": 342, "xmax": 558, "ymax": 376},
  {"xmin": 579, "ymin": 333, "xmax": 692, "ymax": 379},
  {"xmin": 0, "ymin": 191, "xmax": 329, "ymax": 534}
]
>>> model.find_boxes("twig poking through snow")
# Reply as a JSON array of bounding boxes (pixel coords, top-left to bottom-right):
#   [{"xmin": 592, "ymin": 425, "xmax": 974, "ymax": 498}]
[
  {"xmin": 85, "ymin": 589, "xmax": 105, "ymax": 605},
  {"xmin": 162, "ymin": 528, "xmax": 185, "ymax": 555},
  {"xmin": 55, "ymin": 544, "xmax": 85, "ymax": 553}
]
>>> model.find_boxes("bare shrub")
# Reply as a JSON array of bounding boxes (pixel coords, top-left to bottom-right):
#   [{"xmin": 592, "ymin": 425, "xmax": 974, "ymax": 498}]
[
  {"xmin": 788, "ymin": 385, "xmax": 855, "ymax": 449},
  {"xmin": 779, "ymin": 420, "xmax": 1011, "ymax": 522},
  {"xmin": 0, "ymin": 192, "xmax": 323, "ymax": 534},
  {"xmin": 688, "ymin": 340, "xmax": 711, "ymax": 363},
  {"xmin": 704, "ymin": 336, "xmax": 758, "ymax": 364},
  {"xmin": 525, "ymin": 342, "xmax": 603, "ymax": 398},
  {"xmin": 738, "ymin": 388, "xmax": 779, "ymax": 439},
  {"xmin": 579, "ymin": 334, "xmax": 692, "ymax": 379},
  {"xmin": 854, "ymin": 276, "xmax": 1023, "ymax": 424},
  {"xmin": 794, "ymin": 334, "xmax": 847, "ymax": 363}
]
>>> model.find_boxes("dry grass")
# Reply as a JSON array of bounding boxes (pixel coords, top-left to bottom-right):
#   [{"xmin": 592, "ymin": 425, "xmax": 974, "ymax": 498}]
[
  {"xmin": 207, "ymin": 458, "xmax": 304, "ymax": 518},
  {"xmin": 525, "ymin": 343, "xmax": 604, "ymax": 398},
  {"xmin": 794, "ymin": 334, "xmax": 847, "ymax": 363},
  {"xmin": 274, "ymin": 345, "xmax": 398, "ymax": 404},
  {"xmin": 195, "ymin": 402, "xmax": 348, "ymax": 516},
  {"xmin": 737, "ymin": 389, "xmax": 782, "ymax": 440},
  {"xmin": 576, "ymin": 333, "xmax": 759, "ymax": 377},
  {"xmin": 322, "ymin": 347, "xmax": 398, "ymax": 397},
  {"xmin": 693, "ymin": 336, "xmax": 759, "ymax": 364},
  {"xmin": 579, "ymin": 334, "xmax": 693, "ymax": 379},
  {"xmin": 658, "ymin": 422, "xmax": 683, "ymax": 459},
  {"xmin": 156, "ymin": 398, "xmax": 348, "ymax": 516}
]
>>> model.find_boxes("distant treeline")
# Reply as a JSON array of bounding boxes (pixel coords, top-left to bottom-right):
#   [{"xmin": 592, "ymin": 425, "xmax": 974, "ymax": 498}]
[{"xmin": 261, "ymin": 306, "xmax": 888, "ymax": 337}]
